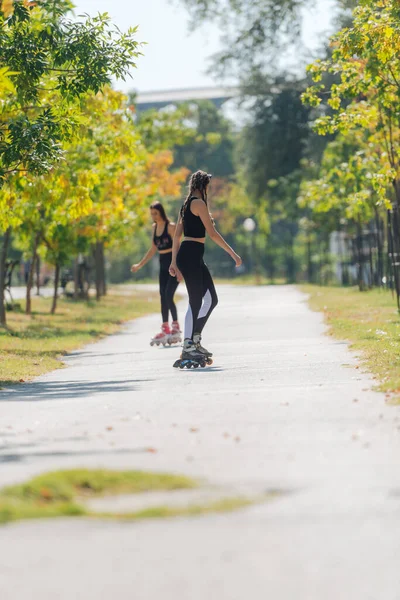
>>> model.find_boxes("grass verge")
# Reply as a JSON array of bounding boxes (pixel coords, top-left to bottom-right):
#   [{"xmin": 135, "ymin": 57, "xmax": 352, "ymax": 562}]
[
  {"xmin": 0, "ymin": 288, "xmax": 159, "ymax": 388},
  {"xmin": 0, "ymin": 469, "xmax": 196, "ymax": 524},
  {"xmin": 302, "ymin": 285, "xmax": 400, "ymax": 402},
  {"xmin": 0, "ymin": 469, "xmax": 261, "ymax": 525},
  {"xmin": 214, "ymin": 275, "xmax": 286, "ymax": 286}
]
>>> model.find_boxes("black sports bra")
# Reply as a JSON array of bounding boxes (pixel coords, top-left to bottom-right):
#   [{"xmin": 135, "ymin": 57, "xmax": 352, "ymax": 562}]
[
  {"xmin": 153, "ymin": 221, "xmax": 172, "ymax": 251},
  {"xmin": 181, "ymin": 197, "xmax": 206, "ymax": 238}
]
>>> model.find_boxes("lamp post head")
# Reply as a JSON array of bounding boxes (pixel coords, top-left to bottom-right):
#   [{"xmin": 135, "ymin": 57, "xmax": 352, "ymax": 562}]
[{"xmin": 243, "ymin": 217, "xmax": 256, "ymax": 233}]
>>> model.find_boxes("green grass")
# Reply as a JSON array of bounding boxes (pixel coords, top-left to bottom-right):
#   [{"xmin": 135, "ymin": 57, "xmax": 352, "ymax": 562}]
[
  {"xmin": 0, "ymin": 469, "xmax": 196, "ymax": 524},
  {"xmin": 0, "ymin": 288, "xmax": 159, "ymax": 388},
  {"xmin": 113, "ymin": 497, "xmax": 256, "ymax": 521},
  {"xmin": 0, "ymin": 469, "xmax": 266, "ymax": 525},
  {"xmin": 302, "ymin": 285, "xmax": 400, "ymax": 402},
  {"xmin": 214, "ymin": 275, "xmax": 286, "ymax": 286}
]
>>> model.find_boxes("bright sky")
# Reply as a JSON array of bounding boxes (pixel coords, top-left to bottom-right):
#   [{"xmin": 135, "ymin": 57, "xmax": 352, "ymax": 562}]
[{"xmin": 73, "ymin": 0, "xmax": 339, "ymax": 93}]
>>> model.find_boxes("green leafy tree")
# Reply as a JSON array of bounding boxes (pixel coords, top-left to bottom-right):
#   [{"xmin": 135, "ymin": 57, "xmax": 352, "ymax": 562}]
[
  {"xmin": 302, "ymin": 0, "xmax": 400, "ymax": 298},
  {"xmin": 237, "ymin": 77, "xmax": 310, "ymax": 280},
  {"xmin": 0, "ymin": 0, "xmax": 142, "ymax": 324}
]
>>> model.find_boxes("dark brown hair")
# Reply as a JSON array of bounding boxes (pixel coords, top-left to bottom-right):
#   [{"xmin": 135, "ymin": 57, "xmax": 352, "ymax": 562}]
[
  {"xmin": 150, "ymin": 201, "xmax": 169, "ymax": 223},
  {"xmin": 181, "ymin": 170, "xmax": 212, "ymax": 219}
]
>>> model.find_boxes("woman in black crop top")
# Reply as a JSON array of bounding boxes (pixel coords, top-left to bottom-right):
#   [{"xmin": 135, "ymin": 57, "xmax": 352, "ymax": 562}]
[
  {"xmin": 131, "ymin": 201, "xmax": 181, "ymax": 346},
  {"xmin": 169, "ymin": 170, "xmax": 242, "ymax": 363}
]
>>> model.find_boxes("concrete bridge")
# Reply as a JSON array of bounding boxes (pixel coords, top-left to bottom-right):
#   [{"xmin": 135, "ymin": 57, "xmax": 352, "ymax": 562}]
[{"xmin": 135, "ymin": 86, "xmax": 238, "ymax": 111}]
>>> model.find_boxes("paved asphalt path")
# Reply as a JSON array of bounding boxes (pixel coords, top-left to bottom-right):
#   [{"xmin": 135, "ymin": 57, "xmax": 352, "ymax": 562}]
[{"xmin": 0, "ymin": 285, "xmax": 399, "ymax": 600}]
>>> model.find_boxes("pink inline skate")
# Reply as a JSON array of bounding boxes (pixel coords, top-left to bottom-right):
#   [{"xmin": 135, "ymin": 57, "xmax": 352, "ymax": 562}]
[
  {"xmin": 150, "ymin": 323, "xmax": 171, "ymax": 347},
  {"xmin": 169, "ymin": 320, "xmax": 182, "ymax": 345}
]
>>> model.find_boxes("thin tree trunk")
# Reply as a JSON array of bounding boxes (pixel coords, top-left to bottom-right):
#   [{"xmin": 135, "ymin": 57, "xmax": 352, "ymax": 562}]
[
  {"xmin": 94, "ymin": 243, "xmax": 102, "ymax": 301},
  {"xmin": 356, "ymin": 222, "xmax": 365, "ymax": 291},
  {"xmin": 0, "ymin": 228, "xmax": 11, "ymax": 326},
  {"xmin": 51, "ymin": 262, "xmax": 60, "ymax": 315},
  {"xmin": 36, "ymin": 255, "xmax": 40, "ymax": 296},
  {"xmin": 73, "ymin": 257, "xmax": 79, "ymax": 300},
  {"xmin": 306, "ymin": 237, "xmax": 313, "ymax": 283},
  {"xmin": 26, "ymin": 233, "xmax": 40, "ymax": 315},
  {"xmin": 368, "ymin": 227, "xmax": 374, "ymax": 289},
  {"xmin": 100, "ymin": 242, "xmax": 107, "ymax": 296},
  {"xmin": 84, "ymin": 256, "xmax": 90, "ymax": 300},
  {"xmin": 375, "ymin": 208, "xmax": 384, "ymax": 287}
]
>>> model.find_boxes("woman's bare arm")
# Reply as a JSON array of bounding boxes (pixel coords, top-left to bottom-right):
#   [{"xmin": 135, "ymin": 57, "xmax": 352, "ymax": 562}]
[
  {"xmin": 131, "ymin": 225, "xmax": 158, "ymax": 272},
  {"xmin": 193, "ymin": 200, "xmax": 242, "ymax": 266},
  {"xmin": 169, "ymin": 215, "xmax": 183, "ymax": 279}
]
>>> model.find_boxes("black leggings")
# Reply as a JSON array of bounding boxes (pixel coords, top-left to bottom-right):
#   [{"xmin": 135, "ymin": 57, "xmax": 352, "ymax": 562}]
[
  {"xmin": 177, "ymin": 241, "xmax": 218, "ymax": 339},
  {"xmin": 159, "ymin": 253, "xmax": 179, "ymax": 323}
]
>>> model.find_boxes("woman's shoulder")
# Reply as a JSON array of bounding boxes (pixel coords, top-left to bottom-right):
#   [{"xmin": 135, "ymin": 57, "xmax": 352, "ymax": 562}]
[{"xmin": 190, "ymin": 198, "xmax": 206, "ymax": 212}]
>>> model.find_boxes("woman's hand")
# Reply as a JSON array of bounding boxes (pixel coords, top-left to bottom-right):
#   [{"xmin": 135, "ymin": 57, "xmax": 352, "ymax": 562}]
[
  {"xmin": 169, "ymin": 263, "xmax": 183, "ymax": 281},
  {"xmin": 131, "ymin": 264, "xmax": 141, "ymax": 273},
  {"xmin": 232, "ymin": 253, "xmax": 242, "ymax": 267}
]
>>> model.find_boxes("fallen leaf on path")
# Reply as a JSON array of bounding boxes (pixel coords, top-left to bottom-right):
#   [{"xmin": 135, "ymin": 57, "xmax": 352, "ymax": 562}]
[
  {"xmin": 234, "ymin": 436, "xmax": 241, "ymax": 443},
  {"xmin": 146, "ymin": 447, "xmax": 157, "ymax": 453},
  {"xmin": 106, "ymin": 426, "xmax": 113, "ymax": 431},
  {"xmin": 223, "ymin": 432, "xmax": 230, "ymax": 438},
  {"xmin": 189, "ymin": 428, "xmax": 198, "ymax": 433},
  {"xmin": 353, "ymin": 399, "xmax": 359, "ymax": 403}
]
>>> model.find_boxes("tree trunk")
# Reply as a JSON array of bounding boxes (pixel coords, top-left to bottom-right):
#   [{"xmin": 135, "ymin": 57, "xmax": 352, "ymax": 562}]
[
  {"xmin": 375, "ymin": 208, "xmax": 384, "ymax": 287},
  {"xmin": 100, "ymin": 242, "xmax": 107, "ymax": 296},
  {"xmin": 36, "ymin": 255, "xmax": 41, "ymax": 296},
  {"xmin": 356, "ymin": 222, "xmax": 365, "ymax": 292},
  {"xmin": 390, "ymin": 180, "xmax": 400, "ymax": 307},
  {"xmin": 26, "ymin": 233, "xmax": 40, "ymax": 315},
  {"xmin": 94, "ymin": 242, "xmax": 102, "ymax": 301},
  {"xmin": 286, "ymin": 238, "xmax": 296, "ymax": 284},
  {"xmin": 51, "ymin": 262, "xmax": 60, "ymax": 315},
  {"xmin": 73, "ymin": 257, "xmax": 79, "ymax": 300},
  {"xmin": 266, "ymin": 254, "xmax": 275, "ymax": 282},
  {"xmin": 0, "ymin": 228, "xmax": 11, "ymax": 326},
  {"xmin": 306, "ymin": 237, "xmax": 313, "ymax": 283}
]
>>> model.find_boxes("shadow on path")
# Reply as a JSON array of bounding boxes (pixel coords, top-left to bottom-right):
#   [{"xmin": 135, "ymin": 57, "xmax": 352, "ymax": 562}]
[
  {"xmin": 0, "ymin": 379, "xmax": 153, "ymax": 402},
  {"xmin": 0, "ymin": 446, "xmax": 150, "ymax": 464}
]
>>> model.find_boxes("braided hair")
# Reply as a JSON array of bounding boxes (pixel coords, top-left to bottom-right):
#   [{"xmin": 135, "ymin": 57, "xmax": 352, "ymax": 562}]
[{"xmin": 181, "ymin": 170, "xmax": 212, "ymax": 219}]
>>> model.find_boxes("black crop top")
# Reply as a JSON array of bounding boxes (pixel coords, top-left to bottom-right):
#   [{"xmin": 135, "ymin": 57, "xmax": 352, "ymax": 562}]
[
  {"xmin": 153, "ymin": 221, "xmax": 173, "ymax": 251},
  {"xmin": 181, "ymin": 196, "xmax": 206, "ymax": 238}
]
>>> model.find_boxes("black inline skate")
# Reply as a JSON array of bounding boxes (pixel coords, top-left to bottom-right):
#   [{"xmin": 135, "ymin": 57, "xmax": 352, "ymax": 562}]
[
  {"xmin": 173, "ymin": 339, "xmax": 213, "ymax": 369},
  {"xmin": 193, "ymin": 332, "xmax": 213, "ymax": 358}
]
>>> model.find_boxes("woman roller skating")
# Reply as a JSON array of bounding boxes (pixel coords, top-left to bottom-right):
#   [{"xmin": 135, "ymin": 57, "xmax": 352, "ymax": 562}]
[
  {"xmin": 169, "ymin": 171, "xmax": 242, "ymax": 369},
  {"xmin": 131, "ymin": 202, "xmax": 182, "ymax": 347}
]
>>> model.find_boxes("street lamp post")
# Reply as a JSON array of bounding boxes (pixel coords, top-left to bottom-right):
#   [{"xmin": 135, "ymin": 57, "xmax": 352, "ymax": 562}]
[{"xmin": 243, "ymin": 217, "xmax": 256, "ymax": 277}]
